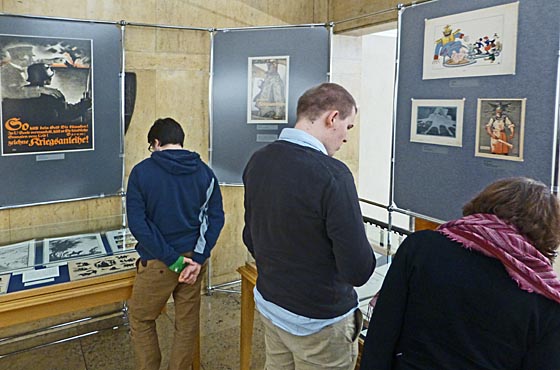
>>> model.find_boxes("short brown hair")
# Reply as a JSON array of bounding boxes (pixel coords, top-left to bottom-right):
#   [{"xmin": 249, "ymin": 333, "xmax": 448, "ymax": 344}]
[
  {"xmin": 296, "ymin": 83, "xmax": 357, "ymax": 121},
  {"xmin": 463, "ymin": 177, "xmax": 560, "ymax": 261}
]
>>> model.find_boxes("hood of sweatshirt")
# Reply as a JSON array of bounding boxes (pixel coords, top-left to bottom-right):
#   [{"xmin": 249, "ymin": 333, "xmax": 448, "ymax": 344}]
[{"xmin": 151, "ymin": 149, "xmax": 200, "ymax": 175}]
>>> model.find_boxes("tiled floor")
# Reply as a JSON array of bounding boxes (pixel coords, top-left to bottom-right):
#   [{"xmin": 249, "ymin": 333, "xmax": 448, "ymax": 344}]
[{"xmin": 0, "ymin": 290, "xmax": 266, "ymax": 370}]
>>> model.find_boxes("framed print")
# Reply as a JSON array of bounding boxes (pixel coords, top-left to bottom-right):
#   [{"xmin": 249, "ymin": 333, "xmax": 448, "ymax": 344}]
[
  {"xmin": 475, "ymin": 98, "xmax": 526, "ymax": 162},
  {"xmin": 423, "ymin": 2, "xmax": 519, "ymax": 80},
  {"xmin": 43, "ymin": 233, "xmax": 105, "ymax": 264},
  {"xmin": 410, "ymin": 99, "xmax": 464, "ymax": 147},
  {"xmin": 0, "ymin": 240, "xmax": 35, "ymax": 272},
  {"xmin": 1, "ymin": 34, "xmax": 93, "ymax": 156},
  {"xmin": 247, "ymin": 56, "xmax": 289, "ymax": 124},
  {"xmin": 68, "ymin": 250, "xmax": 138, "ymax": 281},
  {"xmin": 105, "ymin": 228, "xmax": 137, "ymax": 253}
]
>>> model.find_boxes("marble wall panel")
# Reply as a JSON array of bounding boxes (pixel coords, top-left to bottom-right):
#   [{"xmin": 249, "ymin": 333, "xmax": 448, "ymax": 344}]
[
  {"xmin": 154, "ymin": 69, "xmax": 209, "ymax": 157},
  {"xmin": 125, "ymin": 27, "xmax": 157, "ymax": 53},
  {"xmin": 86, "ymin": 0, "xmax": 157, "ymax": 23},
  {"xmin": 9, "ymin": 201, "xmax": 89, "ymax": 242},
  {"xmin": 124, "ymin": 70, "xmax": 157, "ymax": 179},
  {"xmin": 86, "ymin": 196, "xmax": 124, "ymax": 232},
  {"xmin": 156, "ymin": 29, "xmax": 210, "ymax": 56},
  {"xmin": 208, "ymin": 186, "xmax": 246, "ymax": 284},
  {"xmin": 3, "ymin": 0, "xmax": 87, "ymax": 18},
  {"xmin": 0, "ymin": 210, "xmax": 10, "ymax": 245}
]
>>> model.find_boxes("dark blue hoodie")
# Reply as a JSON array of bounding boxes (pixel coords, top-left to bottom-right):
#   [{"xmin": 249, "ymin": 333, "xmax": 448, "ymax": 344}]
[{"xmin": 126, "ymin": 149, "xmax": 224, "ymax": 266}]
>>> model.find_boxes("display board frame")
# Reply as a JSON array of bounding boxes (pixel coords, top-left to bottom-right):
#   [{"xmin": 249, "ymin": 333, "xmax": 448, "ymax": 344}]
[
  {"xmin": 390, "ymin": 0, "xmax": 560, "ymax": 222},
  {"xmin": 210, "ymin": 25, "xmax": 331, "ymax": 185},
  {"xmin": 0, "ymin": 14, "xmax": 124, "ymax": 209}
]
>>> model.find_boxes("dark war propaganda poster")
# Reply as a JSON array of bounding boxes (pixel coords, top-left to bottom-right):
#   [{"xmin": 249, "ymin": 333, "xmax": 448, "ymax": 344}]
[{"xmin": 0, "ymin": 34, "xmax": 93, "ymax": 156}]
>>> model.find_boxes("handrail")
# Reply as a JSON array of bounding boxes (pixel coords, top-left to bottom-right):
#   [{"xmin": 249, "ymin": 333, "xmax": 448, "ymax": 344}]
[{"xmin": 362, "ymin": 215, "xmax": 411, "ymax": 236}]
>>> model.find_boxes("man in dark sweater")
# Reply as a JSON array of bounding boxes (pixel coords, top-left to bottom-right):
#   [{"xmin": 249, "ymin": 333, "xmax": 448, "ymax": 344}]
[
  {"xmin": 243, "ymin": 83, "xmax": 376, "ymax": 369},
  {"xmin": 126, "ymin": 117, "xmax": 224, "ymax": 370}
]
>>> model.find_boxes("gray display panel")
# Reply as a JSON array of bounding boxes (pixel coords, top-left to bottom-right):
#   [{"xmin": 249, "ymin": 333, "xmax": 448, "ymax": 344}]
[
  {"xmin": 0, "ymin": 15, "xmax": 122, "ymax": 208},
  {"xmin": 393, "ymin": 0, "xmax": 559, "ymax": 221},
  {"xmin": 212, "ymin": 27, "xmax": 329, "ymax": 184}
]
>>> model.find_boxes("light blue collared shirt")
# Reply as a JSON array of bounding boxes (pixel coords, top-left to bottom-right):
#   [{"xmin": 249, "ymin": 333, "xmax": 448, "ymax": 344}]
[
  {"xmin": 253, "ymin": 127, "xmax": 356, "ymax": 336},
  {"xmin": 278, "ymin": 127, "xmax": 328, "ymax": 155}
]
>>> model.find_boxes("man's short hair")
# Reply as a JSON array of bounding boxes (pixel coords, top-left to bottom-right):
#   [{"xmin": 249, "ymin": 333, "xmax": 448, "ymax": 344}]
[
  {"xmin": 147, "ymin": 117, "xmax": 185, "ymax": 147},
  {"xmin": 296, "ymin": 83, "xmax": 357, "ymax": 122}
]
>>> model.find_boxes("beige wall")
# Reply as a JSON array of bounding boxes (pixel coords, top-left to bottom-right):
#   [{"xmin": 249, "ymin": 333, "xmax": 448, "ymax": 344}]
[{"xmin": 0, "ymin": 0, "xmax": 330, "ymax": 285}]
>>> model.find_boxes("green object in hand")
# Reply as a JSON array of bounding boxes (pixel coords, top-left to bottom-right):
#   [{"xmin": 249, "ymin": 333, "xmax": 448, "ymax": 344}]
[{"xmin": 168, "ymin": 257, "xmax": 186, "ymax": 273}]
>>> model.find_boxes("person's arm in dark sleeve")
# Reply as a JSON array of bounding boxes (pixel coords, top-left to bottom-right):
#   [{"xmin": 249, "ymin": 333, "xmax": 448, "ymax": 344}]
[
  {"xmin": 325, "ymin": 171, "xmax": 375, "ymax": 286},
  {"xmin": 522, "ymin": 320, "xmax": 560, "ymax": 370},
  {"xmin": 242, "ymin": 168, "xmax": 255, "ymax": 258},
  {"xmin": 191, "ymin": 176, "xmax": 225, "ymax": 265},
  {"xmin": 126, "ymin": 168, "xmax": 181, "ymax": 266},
  {"xmin": 360, "ymin": 236, "xmax": 413, "ymax": 370}
]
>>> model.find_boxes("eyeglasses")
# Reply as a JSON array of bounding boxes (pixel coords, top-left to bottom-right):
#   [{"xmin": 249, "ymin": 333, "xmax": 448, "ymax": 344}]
[{"xmin": 148, "ymin": 143, "xmax": 154, "ymax": 152}]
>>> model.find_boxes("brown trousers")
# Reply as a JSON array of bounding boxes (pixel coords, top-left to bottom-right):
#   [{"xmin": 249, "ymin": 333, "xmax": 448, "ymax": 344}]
[
  {"xmin": 128, "ymin": 258, "xmax": 206, "ymax": 370},
  {"xmin": 260, "ymin": 309, "xmax": 363, "ymax": 370}
]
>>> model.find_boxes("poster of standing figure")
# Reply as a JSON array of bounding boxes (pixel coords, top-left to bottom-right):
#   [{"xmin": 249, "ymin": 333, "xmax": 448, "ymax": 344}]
[
  {"xmin": 422, "ymin": 2, "xmax": 518, "ymax": 80},
  {"xmin": 475, "ymin": 98, "xmax": 526, "ymax": 162},
  {"xmin": 0, "ymin": 34, "xmax": 93, "ymax": 156},
  {"xmin": 43, "ymin": 233, "xmax": 105, "ymax": 264},
  {"xmin": 248, "ymin": 56, "xmax": 289, "ymax": 124}
]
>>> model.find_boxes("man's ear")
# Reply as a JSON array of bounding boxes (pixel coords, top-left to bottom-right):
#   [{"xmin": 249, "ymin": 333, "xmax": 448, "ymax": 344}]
[{"xmin": 326, "ymin": 110, "xmax": 339, "ymax": 127}]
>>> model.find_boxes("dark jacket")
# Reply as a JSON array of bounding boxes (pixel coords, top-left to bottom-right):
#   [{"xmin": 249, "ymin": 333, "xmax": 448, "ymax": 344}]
[
  {"xmin": 361, "ymin": 230, "xmax": 560, "ymax": 370},
  {"xmin": 126, "ymin": 149, "xmax": 224, "ymax": 266},
  {"xmin": 242, "ymin": 140, "xmax": 375, "ymax": 319}
]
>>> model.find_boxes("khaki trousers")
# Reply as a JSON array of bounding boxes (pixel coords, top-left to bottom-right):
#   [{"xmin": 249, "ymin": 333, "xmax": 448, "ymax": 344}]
[
  {"xmin": 128, "ymin": 258, "xmax": 206, "ymax": 370},
  {"xmin": 260, "ymin": 309, "xmax": 363, "ymax": 370}
]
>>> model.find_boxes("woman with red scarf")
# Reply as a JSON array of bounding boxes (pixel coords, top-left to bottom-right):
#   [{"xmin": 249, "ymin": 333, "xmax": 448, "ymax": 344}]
[{"xmin": 360, "ymin": 177, "xmax": 560, "ymax": 370}]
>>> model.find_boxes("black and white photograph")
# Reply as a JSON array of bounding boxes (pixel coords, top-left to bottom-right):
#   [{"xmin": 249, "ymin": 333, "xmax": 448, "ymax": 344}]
[
  {"xmin": 43, "ymin": 233, "xmax": 105, "ymax": 264},
  {"xmin": 475, "ymin": 98, "xmax": 526, "ymax": 162},
  {"xmin": 410, "ymin": 99, "xmax": 464, "ymax": 147},
  {"xmin": 247, "ymin": 56, "xmax": 289, "ymax": 124},
  {"xmin": 105, "ymin": 228, "xmax": 137, "ymax": 253},
  {"xmin": 0, "ymin": 240, "xmax": 35, "ymax": 272},
  {"xmin": 68, "ymin": 250, "xmax": 138, "ymax": 281},
  {"xmin": 0, "ymin": 34, "xmax": 93, "ymax": 156}
]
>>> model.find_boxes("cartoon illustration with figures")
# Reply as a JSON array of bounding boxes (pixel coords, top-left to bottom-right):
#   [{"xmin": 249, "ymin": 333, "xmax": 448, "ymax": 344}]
[
  {"xmin": 423, "ymin": 2, "xmax": 518, "ymax": 80},
  {"xmin": 432, "ymin": 24, "xmax": 502, "ymax": 68}
]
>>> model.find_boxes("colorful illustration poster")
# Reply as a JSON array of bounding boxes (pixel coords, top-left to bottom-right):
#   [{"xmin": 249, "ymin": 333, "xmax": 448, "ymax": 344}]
[
  {"xmin": 475, "ymin": 98, "xmax": 526, "ymax": 162},
  {"xmin": 423, "ymin": 2, "xmax": 518, "ymax": 80},
  {"xmin": 0, "ymin": 34, "xmax": 93, "ymax": 155}
]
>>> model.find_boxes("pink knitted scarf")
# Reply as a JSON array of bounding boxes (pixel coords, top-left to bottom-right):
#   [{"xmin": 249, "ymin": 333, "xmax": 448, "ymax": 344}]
[{"xmin": 437, "ymin": 213, "xmax": 560, "ymax": 305}]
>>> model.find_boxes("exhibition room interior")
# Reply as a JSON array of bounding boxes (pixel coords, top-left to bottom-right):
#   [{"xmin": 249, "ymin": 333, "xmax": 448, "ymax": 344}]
[{"xmin": 0, "ymin": 0, "xmax": 559, "ymax": 369}]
